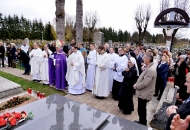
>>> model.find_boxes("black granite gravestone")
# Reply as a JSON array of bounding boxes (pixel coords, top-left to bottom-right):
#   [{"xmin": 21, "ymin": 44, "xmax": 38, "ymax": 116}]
[{"xmin": 2, "ymin": 94, "xmax": 152, "ymax": 130}]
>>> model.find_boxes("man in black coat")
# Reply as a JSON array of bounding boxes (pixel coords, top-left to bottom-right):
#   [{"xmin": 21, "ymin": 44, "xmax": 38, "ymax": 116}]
[
  {"xmin": 0, "ymin": 42, "xmax": 5, "ymax": 67},
  {"xmin": 134, "ymin": 49, "xmax": 143, "ymax": 75},
  {"xmin": 166, "ymin": 72, "xmax": 190, "ymax": 130},
  {"xmin": 17, "ymin": 48, "xmax": 30, "ymax": 75}
]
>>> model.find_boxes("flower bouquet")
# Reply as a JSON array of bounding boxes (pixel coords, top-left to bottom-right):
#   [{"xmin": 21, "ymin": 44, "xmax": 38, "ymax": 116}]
[
  {"xmin": 0, "ymin": 111, "xmax": 34, "ymax": 130},
  {"xmin": 0, "ymin": 96, "xmax": 29, "ymax": 111}
]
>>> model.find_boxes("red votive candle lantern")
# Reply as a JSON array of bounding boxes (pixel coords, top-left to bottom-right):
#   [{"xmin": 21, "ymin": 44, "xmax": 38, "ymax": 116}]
[
  {"xmin": 172, "ymin": 77, "xmax": 174, "ymax": 82},
  {"xmin": 37, "ymin": 91, "xmax": 40, "ymax": 97},
  {"xmin": 168, "ymin": 77, "xmax": 170, "ymax": 82},
  {"xmin": 42, "ymin": 93, "xmax": 45, "ymax": 98},
  {"xmin": 28, "ymin": 88, "xmax": 32, "ymax": 94},
  {"xmin": 169, "ymin": 77, "xmax": 172, "ymax": 82},
  {"xmin": 40, "ymin": 93, "xmax": 43, "ymax": 99}
]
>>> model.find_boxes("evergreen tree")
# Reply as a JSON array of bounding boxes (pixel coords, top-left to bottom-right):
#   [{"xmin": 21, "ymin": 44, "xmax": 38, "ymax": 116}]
[{"xmin": 44, "ymin": 22, "xmax": 55, "ymax": 40}]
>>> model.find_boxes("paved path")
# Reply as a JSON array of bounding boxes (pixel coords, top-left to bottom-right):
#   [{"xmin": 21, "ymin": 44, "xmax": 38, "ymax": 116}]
[{"xmin": 0, "ymin": 67, "xmax": 157, "ymax": 128}]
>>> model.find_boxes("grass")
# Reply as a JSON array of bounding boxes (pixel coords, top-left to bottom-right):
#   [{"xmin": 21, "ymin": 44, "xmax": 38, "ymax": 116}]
[{"xmin": 0, "ymin": 70, "xmax": 67, "ymax": 96}]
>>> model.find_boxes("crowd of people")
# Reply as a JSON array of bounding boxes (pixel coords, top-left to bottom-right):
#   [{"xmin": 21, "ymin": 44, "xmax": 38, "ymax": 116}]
[{"xmin": 1, "ymin": 38, "xmax": 190, "ymax": 129}]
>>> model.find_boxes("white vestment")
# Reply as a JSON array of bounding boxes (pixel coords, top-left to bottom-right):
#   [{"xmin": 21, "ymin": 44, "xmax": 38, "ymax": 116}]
[
  {"xmin": 66, "ymin": 51, "xmax": 86, "ymax": 94},
  {"xmin": 113, "ymin": 55, "xmax": 128, "ymax": 82},
  {"xmin": 108, "ymin": 53, "xmax": 118, "ymax": 91},
  {"xmin": 21, "ymin": 45, "xmax": 29, "ymax": 53},
  {"xmin": 40, "ymin": 49, "xmax": 52, "ymax": 84},
  {"xmin": 29, "ymin": 48, "xmax": 42, "ymax": 80},
  {"xmin": 86, "ymin": 49, "xmax": 97, "ymax": 91},
  {"xmin": 93, "ymin": 53, "xmax": 110, "ymax": 97}
]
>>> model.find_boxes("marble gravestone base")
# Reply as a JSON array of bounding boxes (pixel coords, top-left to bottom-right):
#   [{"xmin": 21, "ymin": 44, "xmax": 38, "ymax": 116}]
[
  {"xmin": 150, "ymin": 87, "xmax": 178, "ymax": 130},
  {"xmin": 7, "ymin": 94, "xmax": 152, "ymax": 130},
  {"xmin": 0, "ymin": 76, "xmax": 23, "ymax": 99}
]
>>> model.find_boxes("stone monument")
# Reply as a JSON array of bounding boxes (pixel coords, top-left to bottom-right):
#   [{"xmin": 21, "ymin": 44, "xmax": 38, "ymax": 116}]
[
  {"xmin": 0, "ymin": 76, "xmax": 23, "ymax": 99},
  {"xmin": 108, "ymin": 40, "xmax": 112, "ymax": 48},
  {"xmin": 94, "ymin": 31, "xmax": 104, "ymax": 46}
]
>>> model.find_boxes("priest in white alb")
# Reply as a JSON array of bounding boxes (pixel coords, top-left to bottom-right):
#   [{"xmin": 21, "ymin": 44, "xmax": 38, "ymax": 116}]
[
  {"xmin": 112, "ymin": 47, "xmax": 128, "ymax": 100},
  {"xmin": 86, "ymin": 43, "xmax": 97, "ymax": 92},
  {"xmin": 66, "ymin": 45, "xmax": 86, "ymax": 95},
  {"xmin": 40, "ymin": 44, "xmax": 52, "ymax": 85},
  {"xmin": 93, "ymin": 46, "xmax": 110, "ymax": 99},
  {"xmin": 108, "ymin": 47, "xmax": 118, "ymax": 91},
  {"xmin": 29, "ymin": 43, "xmax": 42, "ymax": 82}
]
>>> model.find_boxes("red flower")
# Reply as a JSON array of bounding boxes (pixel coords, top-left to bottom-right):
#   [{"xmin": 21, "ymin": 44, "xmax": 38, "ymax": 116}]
[
  {"xmin": 8, "ymin": 117, "xmax": 17, "ymax": 126},
  {"xmin": 3, "ymin": 112, "xmax": 11, "ymax": 119},
  {"xmin": 0, "ymin": 117, "xmax": 7, "ymax": 126},
  {"xmin": 12, "ymin": 112, "xmax": 21, "ymax": 120}
]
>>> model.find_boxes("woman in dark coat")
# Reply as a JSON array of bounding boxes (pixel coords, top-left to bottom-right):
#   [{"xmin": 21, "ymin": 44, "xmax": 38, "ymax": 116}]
[
  {"xmin": 174, "ymin": 55, "xmax": 187, "ymax": 88},
  {"xmin": 118, "ymin": 57, "xmax": 137, "ymax": 115},
  {"xmin": 154, "ymin": 55, "xmax": 169, "ymax": 100},
  {"xmin": 10, "ymin": 43, "xmax": 16, "ymax": 67},
  {"xmin": 17, "ymin": 48, "xmax": 30, "ymax": 75},
  {"xmin": 6, "ymin": 43, "xmax": 12, "ymax": 67}
]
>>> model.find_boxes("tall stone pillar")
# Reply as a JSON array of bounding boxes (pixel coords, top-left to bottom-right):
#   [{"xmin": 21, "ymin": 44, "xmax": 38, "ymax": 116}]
[
  {"xmin": 76, "ymin": 0, "xmax": 83, "ymax": 44},
  {"xmin": 55, "ymin": 0, "xmax": 65, "ymax": 41}
]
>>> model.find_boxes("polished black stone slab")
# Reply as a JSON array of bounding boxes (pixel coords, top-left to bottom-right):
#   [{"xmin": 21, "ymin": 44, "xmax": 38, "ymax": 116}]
[{"xmin": 3, "ymin": 94, "xmax": 152, "ymax": 130}]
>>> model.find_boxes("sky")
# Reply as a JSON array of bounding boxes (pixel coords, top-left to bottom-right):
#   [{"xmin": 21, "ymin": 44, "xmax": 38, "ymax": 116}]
[{"xmin": 0, "ymin": 0, "xmax": 189, "ymax": 38}]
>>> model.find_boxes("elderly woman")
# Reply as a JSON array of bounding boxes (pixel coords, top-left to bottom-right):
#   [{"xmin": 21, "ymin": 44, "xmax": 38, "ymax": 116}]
[
  {"xmin": 10, "ymin": 43, "xmax": 16, "ymax": 68},
  {"xmin": 174, "ymin": 55, "xmax": 187, "ymax": 88},
  {"xmin": 118, "ymin": 57, "xmax": 138, "ymax": 115},
  {"xmin": 6, "ymin": 43, "xmax": 12, "ymax": 67},
  {"xmin": 154, "ymin": 55, "xmax": 169, "ymax": 100}
]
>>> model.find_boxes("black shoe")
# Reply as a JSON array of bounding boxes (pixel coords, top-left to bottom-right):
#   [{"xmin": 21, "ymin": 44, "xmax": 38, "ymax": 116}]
[
  {"xmin": 87, "ymin": 90, "xmax": 92, "ymax": 92},
  {"xmin": 33, "ymin": 79, "xmax": 37, "ymax": 82},
  {"xmin": 37, "ymin": 80, "xmax": 41, "ymax": 82},
  {"xmin": 95, "ymin": 96, "xmax": 104, "ymax": 100},
  {"xmin": 123, "ymin": 111, "xmax": 131, "ymax": 115},
  {"xmin": 2, "ymin": 66, "xmax": 5, "ymax": 67},
  {"xmin": 157, "ymin": 97, "xmax": 161, "ymax": 101},
  {"xmin": 22, "ymin": 73, "xmax": 26, "ymax": 75},
  {"xmin": 43, "ymin": 83, "xmax": 49, "ymax": 86},
  {"xmin": 153, "ymin": 94, "xmax": 158, "ymax": 97},
  {"xmin": 134, "ymin": 120, "xmax": 141, "ymax": 124}
]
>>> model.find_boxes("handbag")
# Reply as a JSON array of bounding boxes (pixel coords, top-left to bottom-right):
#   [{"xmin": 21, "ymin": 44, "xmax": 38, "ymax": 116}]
[{"xmin": 12, "ymin": 60, "xmax": 16, "ymax": 68}]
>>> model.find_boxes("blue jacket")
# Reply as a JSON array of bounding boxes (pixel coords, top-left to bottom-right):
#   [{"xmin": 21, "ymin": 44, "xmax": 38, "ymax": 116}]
[{"xmin": 157, "ymin": 62, "xmax": 169, "ymax": 79}]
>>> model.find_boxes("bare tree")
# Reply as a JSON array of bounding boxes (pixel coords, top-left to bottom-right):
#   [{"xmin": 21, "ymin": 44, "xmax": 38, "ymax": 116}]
[
  {"xmin": 84, "ymin": 11, "xmax": 98, "ymax": 42},
  {"xmin": 55, "ymin": 0, "xmax": 65, "ymax": 41},
  {"xmin": 76, "ymin": 0, "xmax": 83, "ymax": 44},
  {"xmin": 134, "ymin": 4, "xmax": 151, "ymax": 45},
  {"xmin": 65, "ymin": 13, "xmax": 75, "ymax": 42}
]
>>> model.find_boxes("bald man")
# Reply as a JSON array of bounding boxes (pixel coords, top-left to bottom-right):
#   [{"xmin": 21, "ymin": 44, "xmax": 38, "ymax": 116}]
[{"xmin": 104, "ymin": 43, "xmax": 109, "ymax": 54}]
